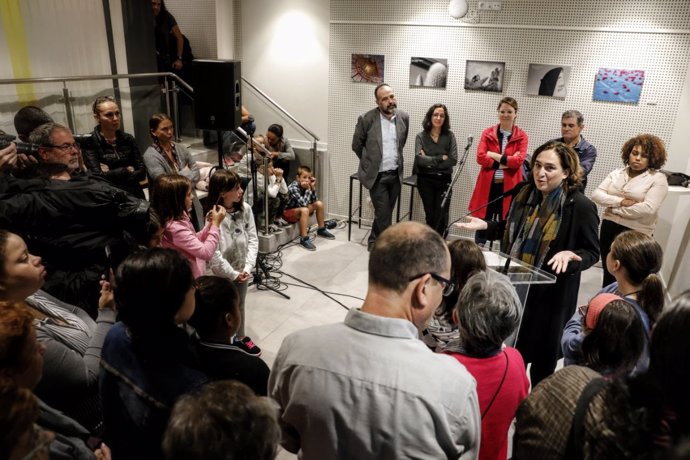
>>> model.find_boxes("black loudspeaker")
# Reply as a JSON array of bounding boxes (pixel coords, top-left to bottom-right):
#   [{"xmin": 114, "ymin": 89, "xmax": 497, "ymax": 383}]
[{"xmin": 192, "ymin": 59, "xmax": 242, "ymax": 131}]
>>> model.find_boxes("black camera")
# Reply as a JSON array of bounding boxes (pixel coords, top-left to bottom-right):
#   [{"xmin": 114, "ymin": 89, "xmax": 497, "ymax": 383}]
[{"xmin": 0, "ymin": 132, "xmax": 40, "ymax": 157}]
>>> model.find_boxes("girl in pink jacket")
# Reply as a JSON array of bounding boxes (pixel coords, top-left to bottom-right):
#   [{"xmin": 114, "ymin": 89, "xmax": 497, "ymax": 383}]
[{"xmin": 151, "ymin": 174, "xmax": 226, "ymax": 277}]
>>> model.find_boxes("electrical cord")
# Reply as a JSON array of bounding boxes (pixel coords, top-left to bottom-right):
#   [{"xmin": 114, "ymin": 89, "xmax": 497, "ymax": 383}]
[
  {"xmin": 278, "ymin": 270, "xmax": 352, "ymax": 311},
  {"xmin": 281, "ymin": 281, "xmax": 364, "ymax": 301}
]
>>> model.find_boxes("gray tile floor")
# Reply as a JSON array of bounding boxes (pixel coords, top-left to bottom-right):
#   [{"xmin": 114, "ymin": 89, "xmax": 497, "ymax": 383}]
[{"xmin": 244, "ymin": 223, "xmax": 603, "ymax": 459}]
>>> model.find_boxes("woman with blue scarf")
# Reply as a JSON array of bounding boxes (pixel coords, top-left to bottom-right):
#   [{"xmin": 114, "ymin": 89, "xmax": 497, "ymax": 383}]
[{"xmin": 457, "ymin": 141, "xmax": 599, "ymax": 386}]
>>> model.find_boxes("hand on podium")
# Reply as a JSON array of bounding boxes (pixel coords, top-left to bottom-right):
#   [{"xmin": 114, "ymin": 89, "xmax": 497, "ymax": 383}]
[{"xmin": 453, "ymin": 216, "xmax": 488, "ymax": 231}]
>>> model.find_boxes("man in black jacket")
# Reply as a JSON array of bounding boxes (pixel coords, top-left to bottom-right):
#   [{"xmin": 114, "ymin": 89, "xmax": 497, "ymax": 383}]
[{"xmin": 0, "ymin": 166, "xmax": 150, "ymax": 317}]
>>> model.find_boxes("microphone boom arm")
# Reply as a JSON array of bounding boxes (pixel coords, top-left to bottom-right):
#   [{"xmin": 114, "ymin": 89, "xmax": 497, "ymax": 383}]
[{"xmin": 440, "ymin": 136, "xmax": 473, "ymax": 210}]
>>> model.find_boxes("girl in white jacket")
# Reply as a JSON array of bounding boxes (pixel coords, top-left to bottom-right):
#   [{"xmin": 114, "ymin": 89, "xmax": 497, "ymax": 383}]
[{"xmin": 206, "ymin": 169, "xmax": 261, "ymax": 355}]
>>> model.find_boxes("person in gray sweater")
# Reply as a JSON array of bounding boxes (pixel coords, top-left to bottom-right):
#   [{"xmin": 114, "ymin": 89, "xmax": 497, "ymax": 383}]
[{"xmin": 0, "ymin": 230, "xmax": 116, "ymax": 434}]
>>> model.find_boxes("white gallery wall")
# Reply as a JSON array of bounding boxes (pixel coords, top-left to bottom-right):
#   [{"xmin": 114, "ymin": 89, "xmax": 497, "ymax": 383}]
[
  {"xmin": 238, "ymin": 0, "xmax": 330, "ymax": 143},
  {"xmin": 324, "ymin": 0, "xmax": 690, "ymax": 294}
]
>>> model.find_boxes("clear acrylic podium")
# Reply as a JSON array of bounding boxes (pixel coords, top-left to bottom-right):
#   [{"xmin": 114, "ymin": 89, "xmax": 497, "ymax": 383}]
[{"xmin": 482, "ymin": 247, "xmax": 556, "ymax": 346}]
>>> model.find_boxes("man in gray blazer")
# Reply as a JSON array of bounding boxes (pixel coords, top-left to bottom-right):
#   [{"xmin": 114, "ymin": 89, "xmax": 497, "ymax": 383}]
[{"xmin": 352, "ymin": 83, "xmax": 409, "ymax": 250}]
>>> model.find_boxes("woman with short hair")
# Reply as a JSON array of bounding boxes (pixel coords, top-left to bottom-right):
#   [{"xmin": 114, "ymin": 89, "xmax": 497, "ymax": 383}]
[
  {"xmin": 457, "ymin": 141, "xmax": 600, "ymax": 386},
  {"xmin": 444, "ymin": 271, "xmax": 529, "ymax": 460}
]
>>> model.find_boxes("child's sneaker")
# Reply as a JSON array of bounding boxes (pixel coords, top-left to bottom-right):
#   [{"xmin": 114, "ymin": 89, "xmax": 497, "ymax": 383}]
[
  {"xmin": 325, "ymin": 219, "xmax": 338, "ymax": 229},
  {"xmin": 299, "ymin": 236, "xmax": 316, "ymax": 251},
  {"xmin": 233, "ymin": 336, "xmax": 262, "ymax": 356},
  {"xmin": 275, "ymin": 217, "xmax": 291, "ymax": 227},
  {"xmin": 317, "ymin": 227, "xmax": 335, "ymax": 240}
]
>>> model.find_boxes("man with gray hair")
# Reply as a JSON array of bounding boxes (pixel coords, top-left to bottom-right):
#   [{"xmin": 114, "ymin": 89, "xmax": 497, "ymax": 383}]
[
  {"xmin": 269, "ymin": 221, "xmax": 480, "ymax": 459},
  {"xmin": 551, "ymin": 110, "xmax": 597, "ymax": 189},
  {"xmin": 446, "ymin": 270, "xmax": 530, "ymax": 460},
  {"xmin": 29, "ymin": 122, "xmax": 83, "ymax": 174}
]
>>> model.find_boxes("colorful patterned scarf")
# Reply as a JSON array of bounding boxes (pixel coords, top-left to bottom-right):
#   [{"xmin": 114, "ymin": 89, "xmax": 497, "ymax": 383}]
[{"xmin": 502, "ymin": 183, "xmax": 566, "ymax": 268}]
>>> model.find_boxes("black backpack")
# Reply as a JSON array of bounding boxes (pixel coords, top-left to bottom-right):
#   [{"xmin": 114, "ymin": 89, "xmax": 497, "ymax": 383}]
[{"xmin": 661, "ymin": 170, "xmax": 690, "ymax": 187}]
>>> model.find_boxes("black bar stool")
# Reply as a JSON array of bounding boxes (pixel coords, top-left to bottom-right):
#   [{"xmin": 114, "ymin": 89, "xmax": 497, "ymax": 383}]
[
  {"xmin": 348, "ymin": 173, "xmax": 363, "ymax": 241},
  {"xmin": 397, "ymin": 174, "xmax": 417, "ymax": 222}
]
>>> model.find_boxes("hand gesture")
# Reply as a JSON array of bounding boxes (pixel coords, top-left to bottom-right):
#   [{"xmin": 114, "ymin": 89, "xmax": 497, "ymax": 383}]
[
  {"xmin": 621, "ymin": 198, "xmax": 638, "ymax": 207},
  {"xmin": 237, "ymin": 270, "xmax": 251, "ymax": 282},
  {"xmin": 547, "ymin": 250, "xmax": 582, "ymax": 275},
  {"xmin": 210, "ymin": 204, "xmax": 227, "ymax": 226},
  {"xmin": 98, "ymin": 279, "xmax": 116, "ymax": 311},
  {"xmin": 100, "ymin": 163, "xmax": 110, "ymax": 172},
  {"xmin": 0, "ymin": 143, "xmax": 17, "ymax": 172},
  {"xmin": 418, "ymin": 148, "xmax": 427, "ymax": 156},
  {"xmin": 453, "ymin": 216, "xmax": 488, "ymax": 231},
  {"xmin": 94, "ymin": 442, "xmax": 112, "ymax": 460},
  {"xmin": 274, "ymin": 167, "xmax": 283, "ymax": 178}
]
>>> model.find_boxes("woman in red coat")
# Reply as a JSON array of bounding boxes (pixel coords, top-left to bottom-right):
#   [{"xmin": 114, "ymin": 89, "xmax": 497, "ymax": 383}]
[{"xmin": 468, "ymin": 97, "xmax": 528, "ymax": 244}]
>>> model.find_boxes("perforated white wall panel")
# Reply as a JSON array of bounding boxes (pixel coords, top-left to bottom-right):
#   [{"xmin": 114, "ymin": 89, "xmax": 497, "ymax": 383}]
[{"xmin": 327, "ymin": 0, "xmax": 690, "ymax": 238}]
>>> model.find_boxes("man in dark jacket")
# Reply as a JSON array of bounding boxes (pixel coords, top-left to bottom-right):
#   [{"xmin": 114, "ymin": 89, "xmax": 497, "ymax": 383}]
[{"xmin": 0, "ymin": 169, "xmax": 150, "ymax": 317}]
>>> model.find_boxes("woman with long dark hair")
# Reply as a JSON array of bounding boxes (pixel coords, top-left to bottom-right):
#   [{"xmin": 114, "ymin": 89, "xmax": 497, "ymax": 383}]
[
  {"xmin": 413, "ymin": 103, "xmax": 458, "ymax": 234},
  {"xmin": 100, "ymin": 248, "xmax": 209, "ymax": 458},
  {"xmin": 143, "ymin": 113, "xmax": 204, "ymax": 228}
]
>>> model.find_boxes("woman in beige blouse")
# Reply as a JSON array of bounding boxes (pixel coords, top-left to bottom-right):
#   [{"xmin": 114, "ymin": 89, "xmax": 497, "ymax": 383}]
[{"xmin": 592, "ymin": 134, "xmax": 668, "ymax": 287}]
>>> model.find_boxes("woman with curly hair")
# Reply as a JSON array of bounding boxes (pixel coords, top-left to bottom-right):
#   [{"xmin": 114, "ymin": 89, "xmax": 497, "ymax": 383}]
[{"xmin": 592, "ymin": 134, "xmax": 668, "ymax": 287}]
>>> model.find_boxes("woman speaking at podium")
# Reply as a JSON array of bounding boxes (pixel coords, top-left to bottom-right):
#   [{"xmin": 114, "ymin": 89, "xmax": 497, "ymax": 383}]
[{"xmin": 456, "ymin": 141, "xmax": 599, "ymax": 386}]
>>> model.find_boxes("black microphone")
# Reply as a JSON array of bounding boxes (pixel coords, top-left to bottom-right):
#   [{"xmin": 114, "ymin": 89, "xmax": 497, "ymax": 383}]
[
  {"xmin": 443, "ymin": 182, "xmax": 527, "ymax": 239},
  {"xmin": 464, "ymin": 136, "xmax": 473, "ymax": 151}
]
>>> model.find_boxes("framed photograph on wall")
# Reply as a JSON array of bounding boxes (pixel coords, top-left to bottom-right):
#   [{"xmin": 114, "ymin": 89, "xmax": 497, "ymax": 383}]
[
  {"xmin": 526, "ymin": 64, "xmax": 571, "ymax": 97},
  {"xmin": 464, "ymin": 60, "xmax": 505, "ymax": 92},
  {"xmin": 410, "ymin": 57, "xmax": 448, "ymax": 88},
  {"xmin": 593, "ymin": 68, "xmax": 645, "ymax": 103},
  {"xmin": 351, "ymin": 54, "xmax": 385, "ymax": 83}
]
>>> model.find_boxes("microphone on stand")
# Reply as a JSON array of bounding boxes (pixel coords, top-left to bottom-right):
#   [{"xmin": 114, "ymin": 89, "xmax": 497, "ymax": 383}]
[
  {"xmin": 443, "ymin": 181, "xmax": 527, "ymax": 239},
  {"xmin": 440, "ymin": 136, "xmax": 474, "ymax": 210}
]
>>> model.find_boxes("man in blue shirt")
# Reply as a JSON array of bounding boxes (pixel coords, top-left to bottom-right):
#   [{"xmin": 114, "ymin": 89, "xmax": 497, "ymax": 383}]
[{"xmin": 552, "ymin": 110, "xmax": 598, "ymax": 190}]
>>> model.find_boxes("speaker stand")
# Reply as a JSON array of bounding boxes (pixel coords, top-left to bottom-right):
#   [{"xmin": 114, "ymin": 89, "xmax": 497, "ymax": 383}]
[{"xmin": 216, "ymin": 129, "xmax": 224, "ymax": 168}]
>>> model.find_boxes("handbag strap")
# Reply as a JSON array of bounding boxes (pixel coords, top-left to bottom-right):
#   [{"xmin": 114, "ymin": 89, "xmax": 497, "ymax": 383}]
[
  {"xmin": 565, "ymin": 377, "xmax": 608, "ymax": 460},
  {"xmin": 481, "ymin": 350, "xmax": 509, "ymax": 420}
]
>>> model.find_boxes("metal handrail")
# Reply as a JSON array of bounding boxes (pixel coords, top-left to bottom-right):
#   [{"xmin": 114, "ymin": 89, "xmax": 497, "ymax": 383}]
[
  {"xmin": 0, "ymin": 71, "xmax": 193, "ymax": 93},
  {"xmin": 241, "ymin": 76, "xmax": 319, "ymax": 142},
  {"xmin": 241, "ymin": 76, "xmax": 321, "ymax": 183}
]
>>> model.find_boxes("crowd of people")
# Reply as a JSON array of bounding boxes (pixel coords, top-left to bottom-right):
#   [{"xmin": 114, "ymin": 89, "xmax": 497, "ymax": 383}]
[{"xmin": 0, "ymin": 78, "xmax": 686, "ymax": 460}]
